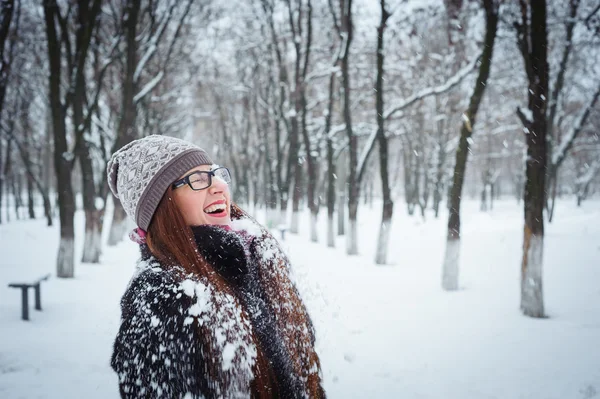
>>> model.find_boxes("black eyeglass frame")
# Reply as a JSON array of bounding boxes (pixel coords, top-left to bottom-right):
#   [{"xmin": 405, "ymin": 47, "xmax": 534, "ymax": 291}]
[{"xmin": 171, "ymin": 167, "xmax": 231, "ymax": 191}]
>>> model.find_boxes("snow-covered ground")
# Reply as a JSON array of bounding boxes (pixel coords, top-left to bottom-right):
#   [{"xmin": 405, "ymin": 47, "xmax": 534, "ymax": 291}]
[{"xmin": 1, "ymin": 198, "xmax": 599, "ymax": 398}]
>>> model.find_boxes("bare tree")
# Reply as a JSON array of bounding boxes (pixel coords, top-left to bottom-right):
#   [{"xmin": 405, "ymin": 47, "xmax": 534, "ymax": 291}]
[
  {"xmin": 374, "ymin": 0, "xmax": 393, "ymax": 265},
  {"xmin": 441, "ymin": 0, "xmax": 498, "ymax": 291},
  {"xmin": 336, "ymin": 0, "xmax": 360, "ymax": 254},
  {"xmin": 43, "ymin": 0, "xmax": 76, "ymax": 277},
  {"xmin": 514, "ymin": 0, "xmax": 550, "ymax": 318}
]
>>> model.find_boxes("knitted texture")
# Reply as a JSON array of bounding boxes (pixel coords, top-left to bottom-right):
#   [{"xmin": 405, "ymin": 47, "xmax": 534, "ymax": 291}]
[{"xmin": 107, "ymin": 135, "xmax": 212, "ymax": 230}]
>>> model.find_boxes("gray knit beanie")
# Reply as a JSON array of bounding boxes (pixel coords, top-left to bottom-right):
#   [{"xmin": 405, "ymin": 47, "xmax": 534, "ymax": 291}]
[{"xmin": 107, "ymin": 135, "xmax": 212, "ymax": 231}]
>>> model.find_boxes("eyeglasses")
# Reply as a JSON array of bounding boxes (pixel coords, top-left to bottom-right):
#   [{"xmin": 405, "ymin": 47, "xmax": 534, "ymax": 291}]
[{"xmin": 172, "ymin": 167, "xmax": 232, "ymax": 191}]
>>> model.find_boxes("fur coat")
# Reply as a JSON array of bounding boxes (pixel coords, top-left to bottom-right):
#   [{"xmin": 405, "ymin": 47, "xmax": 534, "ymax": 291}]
[{"xmin": 111, "ymin": 217, "xmax": 325, "ymax": 398}]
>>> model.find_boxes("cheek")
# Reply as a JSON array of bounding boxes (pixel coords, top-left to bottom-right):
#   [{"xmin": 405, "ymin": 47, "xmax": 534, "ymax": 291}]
[{"xmin": 176, "ymin": 192, "xmax": 208, "ymax": 224}]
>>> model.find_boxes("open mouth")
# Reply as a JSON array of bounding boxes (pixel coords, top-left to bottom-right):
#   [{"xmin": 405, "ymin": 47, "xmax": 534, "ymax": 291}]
[{"xmin": 203, "ymin": 203, "xmax": 227, "ymax": 217}]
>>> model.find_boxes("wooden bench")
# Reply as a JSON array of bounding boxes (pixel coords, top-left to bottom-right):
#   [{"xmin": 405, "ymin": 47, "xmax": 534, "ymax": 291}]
[{"xmin": 8, "ymin": 274, "xmax": 51, "ymax": 321}]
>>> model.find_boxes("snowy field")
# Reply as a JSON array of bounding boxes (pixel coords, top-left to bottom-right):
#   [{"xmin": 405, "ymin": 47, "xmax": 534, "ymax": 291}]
[{"xmin": 1, "ymin": 198, "xmax": 599, "ymax": 399}]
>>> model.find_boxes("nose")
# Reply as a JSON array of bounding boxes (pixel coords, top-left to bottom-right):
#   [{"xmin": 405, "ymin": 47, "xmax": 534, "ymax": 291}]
[{"xmin": 208, "ymin": 174, "xmax": 228, "ymax": 194}]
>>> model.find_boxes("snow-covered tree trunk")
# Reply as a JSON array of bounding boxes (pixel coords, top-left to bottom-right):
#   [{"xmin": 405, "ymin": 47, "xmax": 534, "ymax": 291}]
[
  {"xmin": 43, "ymin": 1, "xmax": 77, "ymax": 278},
  {"xmin": 290, "ymin": 210, "xmax": 300, "ymax": 234},
  {"xmin": 442, "ymin": 0, "xmax": 497, "ymax": 291},
  {"xmin": 108, "ymin": 199, "xmax": 128, "ymax": 246},
  {"xmin": 325, "ymin": 73, "xmax": 336, "ymax": 248},
  {"xmin": 335, "ymin": 149, "xmax": 346, "ymax": 236},
  {"xmin": 82, "ymin": 208, "xmax": 102, "ymax": 263},
  {"xmin": 374, "ymin": 0, "xmax": 393, "ymax": 265},
  {"xmin": 442, "ymin": 237, "xmax": 460, "ymax": 290},
  {"xmin": 515, "ymin": 0, "xmax": 549, "ymax": 318},
  {"xmin": 346, "ymin": 219, "xmax": 358, "ymax": 255},
  {"xmin": 327, "ymin": 214, "xmax": 335, "ymax": 247},
  {"xmin": 310, "ymin": 211, "xmax": 318, "ymax": 243},
  {"xmin": 375, "ymin": 220, "xmax": 391, "ymax": 265},
  {"xmin": 521, "ymin": 232, "xmax": 544, "ymax": 317},
  {"xmin": 338, "ymin": 0, "xmax": 358, "ymax": 255},
  {"xmin": 57, "ymin": 236, "xmax": 75, "ymax": 279},
  {"xmin": 337, "ymin": 191, "xmax": 345, "ymax": 235},
  {"xmin": 79, "ymin": 145, "xmax": 102, "ymax": 261},
  {"xmin": 106, "ymin": 0, "xmax": 140, "ymax": 247},
  {"xmin": 480, "ymin": 182, "xmax": 488, "ymax": 212}
]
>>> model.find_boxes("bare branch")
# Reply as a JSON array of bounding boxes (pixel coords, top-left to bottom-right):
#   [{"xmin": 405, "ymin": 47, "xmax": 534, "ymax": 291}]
[
  {"xmin": 133, "ymin": 0, "xmax": 176, "ymax": 83},
  {"xmin": 516, "ymin": 106, "xmax": 532, "ymax": 126},
  {"xmin": 384, "ymin": 54, "xmax": 480, "ymax": 120},
  {"xmin": 552, "ymin": 84, "xmax": 600, "ymax": 168},
  {"xmin": 134, "ymin": 71, "xmax": 164, "ymax": 103}
]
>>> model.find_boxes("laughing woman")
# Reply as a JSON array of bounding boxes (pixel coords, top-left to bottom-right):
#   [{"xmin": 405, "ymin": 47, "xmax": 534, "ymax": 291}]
[{"xmin": 107, "ymin": 135, "xmax": 325, "ymax": 398}]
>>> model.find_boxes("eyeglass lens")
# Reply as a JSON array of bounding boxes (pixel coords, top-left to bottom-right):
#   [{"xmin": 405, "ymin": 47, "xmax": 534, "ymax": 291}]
[{"xmin": 189, "ymin": 168, "xmax": 231, "ymax": 190}]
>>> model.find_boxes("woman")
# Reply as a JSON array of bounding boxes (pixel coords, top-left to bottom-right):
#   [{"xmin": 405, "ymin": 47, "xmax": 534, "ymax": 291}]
[{"xmin": 107, "ymin": 135, "xmax": 325, "ymax": 398}]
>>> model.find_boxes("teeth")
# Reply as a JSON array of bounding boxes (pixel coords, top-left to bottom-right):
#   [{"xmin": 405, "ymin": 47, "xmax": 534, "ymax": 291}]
[{"xmin": 204, "ymin": 203, "xmax": 226, "ymax": 213}]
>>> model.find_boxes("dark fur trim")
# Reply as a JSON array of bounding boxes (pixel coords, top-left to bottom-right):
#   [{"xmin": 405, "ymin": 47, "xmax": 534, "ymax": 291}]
[{"xmin": 191, "ymin": 225, "xmax": 249, "ymax": 287}]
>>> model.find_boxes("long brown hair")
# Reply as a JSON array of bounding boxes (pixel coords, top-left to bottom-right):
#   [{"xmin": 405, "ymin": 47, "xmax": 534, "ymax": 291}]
[
  {"xmin": 146, "ymin": 187, "xmax": 278, "ymax": 398},
  {"xmin": 230, "ymin": 204, "xmax": 325, "ymax": 398}
]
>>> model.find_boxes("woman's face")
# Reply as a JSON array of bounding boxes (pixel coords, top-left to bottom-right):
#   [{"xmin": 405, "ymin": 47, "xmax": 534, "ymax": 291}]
[{"xmin": 172, "ymin": 164, "xmax": 232, "ymax": 226}]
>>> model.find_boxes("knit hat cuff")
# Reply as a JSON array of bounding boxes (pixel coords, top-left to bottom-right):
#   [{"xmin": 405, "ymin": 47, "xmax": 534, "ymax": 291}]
[{"xmin": 136, "ymin": 149, "xmax": 212, "ymax": 230}]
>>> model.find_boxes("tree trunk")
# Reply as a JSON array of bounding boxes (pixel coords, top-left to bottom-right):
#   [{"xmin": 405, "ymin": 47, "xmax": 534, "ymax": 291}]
[
  {"xmin": 0, "ymin": 0, "xmax": 17, "ymax": 225},
  {"xmin": 108, "ymin": 0, "xmax": 141, "ymax": 245},
  {"xmin": 41, "ymin": 188, "xmax": 53, "ymax": 226},
  {"xmin": 338, "ymin": 0, "xmax": 358, "ymax": 255},
  {"xmin": 74, "ymin": 0, "xmax": 103, "ymax": 263},
  {"xmin": 290, "ymin": 164, "xmax": 302, "ymax": 234},
  {"xmin": 375, "ymin": 0, "xmax": 393, "ymax": 265},
  {"xmin": 443, "ymin": 0, "xmax": 497, "ymax": 291},
  {"xmin": 43, "ymin": 114, "xmax": 53, "ymax": 226},
  {"xmin": 15, "ymin": 110, "xmax": 53, "ymax": 226},
  {"xmin": 301, "ymin": 1, "xmax": 317, "ymax": 242},
  {"xmin": 2, "ymin": 136, "xmax": 12, "ymax": 223},
  {"xmin": 27, "ymin": 171, "xmax": 35, "ymax": 219},
  {"xmin": 403, "ymin": 141, "xmax": 416, "ymax": 215},
  {"xmin": 44, "ymin": 1, "xmax": 76, "ymax": 278},
  {"xmin": 4, "ymin": 173, "xmax": 9, "ymax": 222},
  {"xmin": 108, "ymin": 198, "xmax": 128, "ymax": 245},
  {"xmin": 79, "ymin": 140, "xmax": 102, "ymax": 263},
  {"xmin": 13, "ymin": 172, "xmax": 22, "ymax": 220},
  {"xmin": 517, "ymin": 0, "xmax": 549, "ymax": 318},
  {"xmin": 326, "ymin": 75, "xmax": 336, "ymax": 248},
  {"xmin": 547, "ymin": 171, "xmax": 557, "ymax": 222},
  {"xmin": 286, "ymin": 0, "xmax": 310, "ymax": 236},
  {"xmin": 258, "ymin": 89, "xmax": 278, "ymax": 226},
  {"xmin": 480, "ymin": 182, "xmax": 488, "ymax": 212},
  {"xmin": 433, "ymin": 98, "xmax": 449, "ymax": 219},
  {"xmin": 261, "ymin": 0, "xmax": 291, "ymax": 228},
  {"xmin": 0, "ymin": 0, "xmax": 16, "ymax": 119},
  {"xmin": 337, "ymin": 150, "xmax": 346, "ymax": 236}
]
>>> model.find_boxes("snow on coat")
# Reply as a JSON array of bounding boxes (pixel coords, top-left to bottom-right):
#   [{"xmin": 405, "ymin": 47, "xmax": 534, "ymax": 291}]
[{"xmin": 111, "ymin": 216, "xmax": 325, "ymax": 398}]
